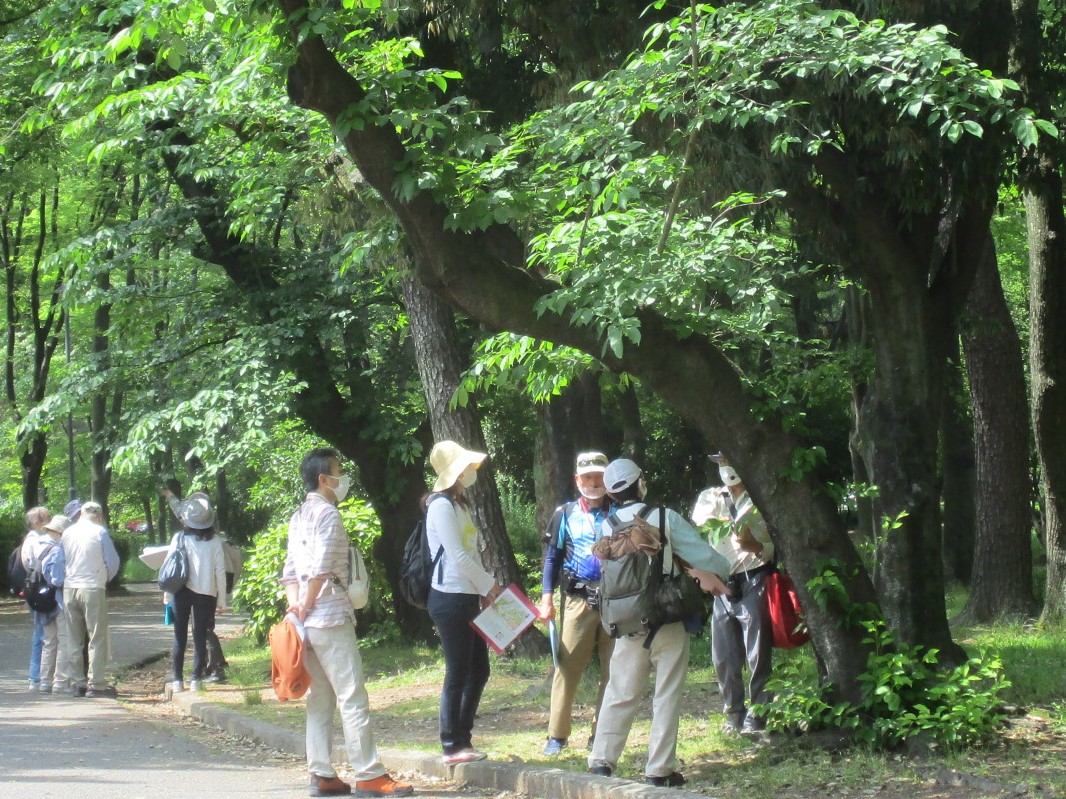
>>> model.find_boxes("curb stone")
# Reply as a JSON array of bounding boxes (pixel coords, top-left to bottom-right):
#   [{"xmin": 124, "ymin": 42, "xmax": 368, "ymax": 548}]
[{"xmin": 168, "ymin": 691, "xmax": 715, "ymax": 799}]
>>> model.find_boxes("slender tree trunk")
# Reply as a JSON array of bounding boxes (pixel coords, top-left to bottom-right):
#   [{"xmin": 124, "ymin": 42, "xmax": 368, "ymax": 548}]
[
  {"xmin": 534, "ymin": 373, "xmax": 607, "ymax": 532},
  {"xmin": 90, "ymin": 265, "xmax": 112, "ymax": 518},
  {"xmin": 400, "ymin": 274, "xmax": 546, "ymax": 655},
  {"xmin": 845, "ymin": 288, "xmax": 877, "ymax": 554},
  {"xmin": 957, "ymin": 237, "xmax": 1034, "ymax": 621},
  {"xmin": 1009, "ymin": 0, "xmax": 1066, "ymax": 624},
  {"xmin": 940, "ymin": 339, "xmax": 976, "ymax": 586},
  {"xmin": 534, "ymin": 395, "xmax": 579, "ymax": 535},
  {"xmin": 616, "ymin": 383, "xmax": 644, "ymax": 462}
]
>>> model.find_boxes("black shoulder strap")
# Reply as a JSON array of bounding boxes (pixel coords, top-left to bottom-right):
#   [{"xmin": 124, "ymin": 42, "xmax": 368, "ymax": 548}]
[
  {"xmin": 426, "ymin": 493, "xmax": 449, "ymax": 584},
  {"xmin": 725, "ymin": 491, "xmax": 737, "ymax": 520}
]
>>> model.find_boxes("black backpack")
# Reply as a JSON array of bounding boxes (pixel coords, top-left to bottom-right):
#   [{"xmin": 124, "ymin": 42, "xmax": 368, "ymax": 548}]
[
  {"xmin": 397, "ymin": 495, "xmax": 447, "ymax": 609},
  {"xmin": 24, "ymin": 543, "xmax": 58, "ymax": 614},
  {"xmin": 7, "ymin": 544, "xmax": 28, "ymax": 598}
]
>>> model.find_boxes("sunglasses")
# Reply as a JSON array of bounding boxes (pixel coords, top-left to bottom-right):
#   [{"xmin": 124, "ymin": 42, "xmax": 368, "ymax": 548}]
[{"xmin": 577, "ymin": 456, "xmax": 608, "ymax": 468}]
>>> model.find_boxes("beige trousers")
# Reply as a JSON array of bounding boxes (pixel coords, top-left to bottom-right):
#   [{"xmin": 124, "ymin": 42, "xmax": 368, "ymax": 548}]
[{"xmin": 547, "ymin": 593, "xmax": 614, "ymax": 741}]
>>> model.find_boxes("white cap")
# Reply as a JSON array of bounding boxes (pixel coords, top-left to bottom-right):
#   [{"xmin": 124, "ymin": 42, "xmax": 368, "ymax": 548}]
[{"xmin": 603, "ymin": 458, "xmax": 642, "ymax": 494}]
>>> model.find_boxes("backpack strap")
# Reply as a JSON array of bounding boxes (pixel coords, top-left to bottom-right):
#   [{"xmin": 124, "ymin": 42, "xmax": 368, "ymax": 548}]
[{"xmin": 425, "ymin": 493, "xmax": 448, "ymax": 586}]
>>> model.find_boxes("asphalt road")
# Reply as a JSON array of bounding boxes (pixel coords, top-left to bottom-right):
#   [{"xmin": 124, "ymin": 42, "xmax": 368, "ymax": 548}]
[{"xmin": 0, "ymin": 584, "xmax": 484, "ymax": 799}]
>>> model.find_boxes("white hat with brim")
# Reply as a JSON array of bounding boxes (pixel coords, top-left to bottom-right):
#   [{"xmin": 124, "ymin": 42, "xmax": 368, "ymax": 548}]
[
  {"xmin": 43, "ymin": 514, "xmax": 72, "ymax": 534},
  {"xmin": 179, "ymin": 491, "xmax": 215, "ymax": 530},
  {"xmin": 430, "ymin": 441, "xmax": 487, "ymax": 492}
]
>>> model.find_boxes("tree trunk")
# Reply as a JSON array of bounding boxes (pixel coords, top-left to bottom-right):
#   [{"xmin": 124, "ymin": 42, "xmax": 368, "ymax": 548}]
[
  {"xmin": 957, "ymin": 236, "xmax": 1035, "ymax": 621},
  {"xmin": 845, "ymin": 288, "xmax": 877, "ymax": 554},
  {"xmin": 158, "ymin": 134, "xmax": 431, "ymax": 637},
  {"xmin": 3, "ymin": 188, "xmax": 66, "ymax": 510},
  {"xmin": 400, "ymin": 274, "xmax": 546, "ymax": 655},
  {"xmin": 534, "ymin": 394, "xmax": 579, "ymax": 536},
  {"xmin": 90, "ymin": 266, "xmax": 111, "ymax": 517},
  {"xmin": 533, "ymin": 373, "xmax": 607, "ymax": 532},
  {"xmin": 1009, "ymin": 0, "xmax": 1066, "ymax": 624},
  {"xmin": 277, "ymin": 3, "xmax": 896, "ymax": 701},
  {"xmin": 1025, "ymin": 173, "xmax": 1066, "ymax": 623},
  {"xmin": 940, "ymin": 339, "xmax": 976, "ymax": 586},
  {"xmin": 616, "ymin": 383, "xmax": 645, "ymax": 462}
]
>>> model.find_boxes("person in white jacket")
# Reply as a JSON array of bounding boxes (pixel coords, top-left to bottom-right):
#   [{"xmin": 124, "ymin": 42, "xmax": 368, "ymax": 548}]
[
  {"xmin": 424, "ymin": 440, "xmax": 504, "ymax": 766},
  {"xmin": 164, "ymin": 492, "xmax": 226, "ymax": 693}
]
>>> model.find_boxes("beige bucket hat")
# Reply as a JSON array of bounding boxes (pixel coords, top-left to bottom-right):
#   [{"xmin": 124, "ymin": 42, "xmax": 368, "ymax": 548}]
[{"xmin": 430, "ymin": 440, "xmax": 487, "ymax": 492}]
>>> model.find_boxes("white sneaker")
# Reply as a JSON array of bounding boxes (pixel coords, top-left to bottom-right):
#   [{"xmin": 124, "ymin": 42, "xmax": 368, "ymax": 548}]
[
  {"xmin": 188, "ymin": 679, "xmax": 203, "ymax": 692},
  {"xmin": 170, "ymin": 680, "xmax": 184, "ymax": 693},
  {"xmin": 38, "ymin": 682, "xmax": 52, "ymax": 694}
]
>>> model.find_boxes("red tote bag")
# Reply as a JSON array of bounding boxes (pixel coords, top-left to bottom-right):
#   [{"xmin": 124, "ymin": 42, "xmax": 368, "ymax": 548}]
[{"xmin": 766, "ymin": 569, "xmax": 810, "ymax": 649}]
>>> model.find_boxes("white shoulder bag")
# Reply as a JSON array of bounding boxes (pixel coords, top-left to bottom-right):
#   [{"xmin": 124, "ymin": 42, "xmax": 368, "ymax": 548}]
[{"xmin": 347, "ymin": 545, "xmax": 370, "ymax": 610}]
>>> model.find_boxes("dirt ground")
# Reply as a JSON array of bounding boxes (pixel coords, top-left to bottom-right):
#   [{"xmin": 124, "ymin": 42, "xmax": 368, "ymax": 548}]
[{"xmin": 115, "ymin": 654, "xmax": 1066, "ymax": 799}]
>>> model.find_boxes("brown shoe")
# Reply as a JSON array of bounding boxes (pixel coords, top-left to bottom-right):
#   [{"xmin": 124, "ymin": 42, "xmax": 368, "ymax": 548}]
[
  {"xmin": 354, "ymin": 774, "xmax": 414, "ymax": 797},
  {"xmin": 309, "ymin": 774, "xmax": 352, "ymax": 796}
]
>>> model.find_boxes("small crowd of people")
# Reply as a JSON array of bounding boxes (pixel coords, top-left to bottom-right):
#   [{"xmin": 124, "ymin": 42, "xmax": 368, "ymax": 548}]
[
  {"xmin": 16, "ymin": 490, "xmax": 243, "ymax": 700},
  {"xmin": 14, "ymin": 441, "xmax": 771, "ymax": 796},
  {"xmin": 279, "ymin": 440, "xmax": 775, "ymax": 796},
  {"xmin": 18, "ymin": 499, "xmax": 119, "ymax": 697}
]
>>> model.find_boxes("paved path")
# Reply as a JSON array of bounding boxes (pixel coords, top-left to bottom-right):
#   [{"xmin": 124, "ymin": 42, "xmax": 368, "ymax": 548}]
[{"xmin": 0, "ymin": 584, "xmax": 484, "ymax": 798}]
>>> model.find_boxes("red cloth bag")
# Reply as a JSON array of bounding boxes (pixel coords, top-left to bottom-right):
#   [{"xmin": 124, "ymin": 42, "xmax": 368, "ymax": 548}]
[{"xmin": 766, "ymin": 569, "xmax": 810, "ymax": 649}]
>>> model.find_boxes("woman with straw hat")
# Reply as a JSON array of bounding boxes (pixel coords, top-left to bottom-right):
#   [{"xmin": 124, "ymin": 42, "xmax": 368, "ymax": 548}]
[{"xmin": 424, "ymin": 440, "xmax": 504, "ymax": 765}]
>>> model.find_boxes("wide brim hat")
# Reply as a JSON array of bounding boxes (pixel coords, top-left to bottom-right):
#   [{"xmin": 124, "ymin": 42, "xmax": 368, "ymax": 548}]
[
  {"xmin": 430, "ymin": 441, "xmax": 487, "ymax": 492},
  {"xmin": 43, "ymin": 514, "xmax": 72, "ymax": 534},
  {"xmin": 179, "ymin": 491, "xmax": 215, "ymax": 529},
  {"xmin": 574, "ymin": 451, "xmax": 608, "ymax": 476}
]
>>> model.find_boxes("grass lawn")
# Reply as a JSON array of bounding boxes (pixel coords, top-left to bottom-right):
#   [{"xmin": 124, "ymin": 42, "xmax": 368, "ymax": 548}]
[{"xmin": 168, "ymin": 615, "xmax": 1066, "ymax": 799}]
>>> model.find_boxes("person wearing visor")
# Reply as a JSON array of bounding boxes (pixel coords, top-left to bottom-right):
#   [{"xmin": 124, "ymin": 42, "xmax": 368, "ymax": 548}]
[
  {"xmin": 588, "ymin": 458, "xmax": 730, "ymax": 787},
  {"xmin": 539, "ymin": 451, "xmax": 615, "ymax": 755},
  {"xmin": 281, "ymin": 447, "xmax": 413, "ymax": 798},
  {"xmin": 692, "ymin": 453, "xmax": 775, "ymax": 735},
  {"xmin": 424, "ymin": 440, "xmax": 504, "ymax": 766}
]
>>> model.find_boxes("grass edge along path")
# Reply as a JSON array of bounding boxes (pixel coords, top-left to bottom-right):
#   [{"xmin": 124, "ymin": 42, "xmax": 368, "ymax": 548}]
[{"xmin": 183, "ymin": 622, "xmax": 1066, "ymax": 799}]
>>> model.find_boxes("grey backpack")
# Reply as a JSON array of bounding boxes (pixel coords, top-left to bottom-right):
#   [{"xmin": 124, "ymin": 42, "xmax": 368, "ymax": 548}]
[{"xmin": 595, "ymin": 506, "xmax": 662, "ymax": 638}]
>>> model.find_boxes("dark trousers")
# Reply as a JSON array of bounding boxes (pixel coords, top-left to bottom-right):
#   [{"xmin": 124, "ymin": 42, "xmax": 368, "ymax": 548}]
[
  {"xmin": 428, "ymin": 588, "xmax": 490, "ymax": 754},
  {"xmin": 171, "ymin": 588, "xmax": 216, "ymax": 681}
]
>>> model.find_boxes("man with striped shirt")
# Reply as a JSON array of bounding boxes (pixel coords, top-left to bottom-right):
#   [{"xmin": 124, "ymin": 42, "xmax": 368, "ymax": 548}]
[{"xmin": 281, "ymin": 447, "xmax": 412, "ymax": 798}]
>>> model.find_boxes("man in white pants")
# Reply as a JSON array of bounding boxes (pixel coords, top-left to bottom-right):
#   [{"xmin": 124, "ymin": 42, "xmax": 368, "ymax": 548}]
[
  {"xmin": 588, "ymin": 458, "xmax": 731, "ymax": 787},
  {"xmin": 281, "ymin": 447, "xmax": 413, "ymax": 799}
]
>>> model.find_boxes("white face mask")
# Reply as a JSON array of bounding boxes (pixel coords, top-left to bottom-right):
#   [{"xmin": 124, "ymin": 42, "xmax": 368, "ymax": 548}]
[
  {"xmin": 637, "ymin": 477, "xmax": 648, "ymax": 500},
  {"xmin": 458, "ymin": 467, "xmax": 478, "ymax": 488},
  {"xmin": 719, "ymin": 466, "xmax": 742, "ymax": 487},
  {"xmin": 328, "ymin": 474, "xmax": 351, "ymax": 503},
  {"xmin": 579, "ymin": 485, "xmax": 606, "ymax": 500}
]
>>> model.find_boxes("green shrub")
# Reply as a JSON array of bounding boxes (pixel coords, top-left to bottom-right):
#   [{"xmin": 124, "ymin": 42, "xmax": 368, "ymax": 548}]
[
  {"xmin": 498, "ymin": 475, "xmax": 542, "ymax": 596},
  {"xmin": 235, "ymin": 498, "xmax": 385, "ymax": 643},
  {"xmin": 234, "ymin": 521, "xmax": 288, "ymax": 644},
  {"xmin": 758, "ymin": 561, "xmax": 1011, "ymax": 750}
]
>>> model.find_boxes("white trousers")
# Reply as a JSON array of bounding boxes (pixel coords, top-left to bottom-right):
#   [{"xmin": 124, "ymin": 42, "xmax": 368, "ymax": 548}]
[
  {"xmin": 303, "ymin": 620, "xmax": 385, "ymax": 780},
  {"xmin": 588, "ymin": 621, "xmax": 690, "ymax": 778}
]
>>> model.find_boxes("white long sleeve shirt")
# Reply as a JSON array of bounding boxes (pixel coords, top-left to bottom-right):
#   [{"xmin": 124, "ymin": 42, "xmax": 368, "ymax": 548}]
[
  {"xmin": 426, "ymin": 497, "xmax": 495, "ymax": 596},
  {"xmin": 166, "ymin": 532, "xmax": 226, "ymax": 609}
]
